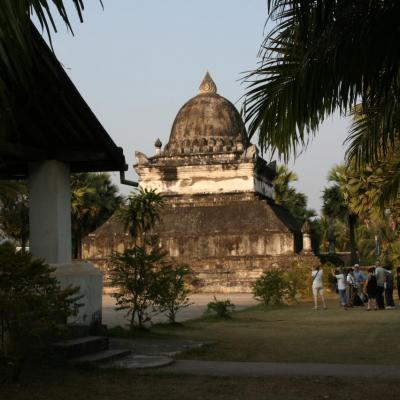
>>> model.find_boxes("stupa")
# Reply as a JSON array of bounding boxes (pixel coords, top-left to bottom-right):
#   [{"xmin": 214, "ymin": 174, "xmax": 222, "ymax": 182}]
[{"xmin": 83, "ymin": 73, "xmax": 316, "ymax": 292}]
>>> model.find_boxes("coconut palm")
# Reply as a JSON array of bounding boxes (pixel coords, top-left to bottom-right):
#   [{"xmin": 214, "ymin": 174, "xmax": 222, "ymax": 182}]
[{"xmin": 244, "ymin": 0, "xmax": 400, "ymax": 167}]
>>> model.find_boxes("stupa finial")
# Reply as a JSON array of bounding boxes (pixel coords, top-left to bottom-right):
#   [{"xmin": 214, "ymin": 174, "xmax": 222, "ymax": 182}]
[{"xmin": 199, "ymin": 71, "xmax": 217, "ymax": 94}]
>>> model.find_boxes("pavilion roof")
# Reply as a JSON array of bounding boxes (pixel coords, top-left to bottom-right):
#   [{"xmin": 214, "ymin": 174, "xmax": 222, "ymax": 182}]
[{"xmin": 0, "ymin": 26, "xmax": 127, "ymax": 179}]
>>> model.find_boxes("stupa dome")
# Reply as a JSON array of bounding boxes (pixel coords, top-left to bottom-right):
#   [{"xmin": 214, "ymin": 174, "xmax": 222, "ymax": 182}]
[{"xmin": 165, "ymin": 72, "xmax": 246, "ymax": 154}]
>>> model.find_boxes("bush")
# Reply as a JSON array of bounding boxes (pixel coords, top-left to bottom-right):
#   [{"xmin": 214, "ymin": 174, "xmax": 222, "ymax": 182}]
[
  {"xmin": 205, "ymin": 296, "xmax": 235, "ymax": 318},
  {"xmin": 252, "ymin": 270, "xmax": 288, "ymax": 305},
  {"xmin": 253, "ymin": 263, "xmax": 332, "ymax": 305},
  {"xmin": 0, "ymin": 243, "xmax": 80, "ymax": 381}
]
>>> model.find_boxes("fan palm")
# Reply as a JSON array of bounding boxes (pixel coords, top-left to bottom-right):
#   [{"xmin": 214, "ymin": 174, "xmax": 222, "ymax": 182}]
[
  {"xmin": 244, "ymin": 0, "xmax": 400, "ymax": 167},
  {"xmin": 322, "ymin": 165, "xmax": 358, "ymax": 263},
  {"xmin": 71, "ymin": 172, "xmax": 122, "ymax": 259},
  {"xmin": 118, "ymin": 188, "xmax": 165, "ymax": 244}
]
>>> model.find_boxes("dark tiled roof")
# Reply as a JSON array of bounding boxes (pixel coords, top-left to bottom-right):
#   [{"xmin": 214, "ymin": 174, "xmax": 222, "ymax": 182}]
[{"xmin": 0, "ymin": 26, "xmax": 127, "ymax": 179}]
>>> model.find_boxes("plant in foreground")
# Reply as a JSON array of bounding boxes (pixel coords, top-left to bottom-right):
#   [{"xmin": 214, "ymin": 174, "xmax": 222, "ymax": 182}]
[{"xmin": 205, "ymin": 296, "xmax": 235, "ymax": 318}]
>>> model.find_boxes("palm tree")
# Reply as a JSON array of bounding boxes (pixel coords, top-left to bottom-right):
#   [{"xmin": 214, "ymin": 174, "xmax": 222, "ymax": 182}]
[
  {"xmin": 273, "ymin": 164, "xmax": 316, "ymax": 223},
  {"xmin": 323, "ymin": 165, "xmax": 358, "ymax": 263},
  {"xmin": 71, "ymin": 173, "xmax": 122, "ymax": 259},
  {"xmin": 118, "ymin": 188, "xmax": 165, "ymax": 244},
  {"xmin": 273, "ymin": 165, "xmax": 298, "ymax": 204},
  {"xmin": 244, "ymin": 1, "xmax": 400, "ymax": 168}
]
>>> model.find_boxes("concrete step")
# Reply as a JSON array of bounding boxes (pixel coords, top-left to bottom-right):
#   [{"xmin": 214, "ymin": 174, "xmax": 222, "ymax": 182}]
[
  {"xmin": 67, "ymin": 323, "xmax": 108, "ymax": 338},
  {"xmin": 55, "ymin": 336, "xmax": 109, "ymax": 359},
  {"xmin": 70, "ymin": 349, "xmax": 131, "ymax": 364}
]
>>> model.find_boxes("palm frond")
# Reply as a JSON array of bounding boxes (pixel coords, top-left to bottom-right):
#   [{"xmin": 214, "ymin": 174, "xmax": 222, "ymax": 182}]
[{"xmin": 244, "ymin": 0, "xmax": 400, "ymax": 163}]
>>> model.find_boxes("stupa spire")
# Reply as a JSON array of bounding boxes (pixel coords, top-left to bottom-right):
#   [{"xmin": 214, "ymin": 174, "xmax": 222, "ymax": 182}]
[{"xmin": 199, "ymin": 71, "xmax": 217, "ymax": 94}]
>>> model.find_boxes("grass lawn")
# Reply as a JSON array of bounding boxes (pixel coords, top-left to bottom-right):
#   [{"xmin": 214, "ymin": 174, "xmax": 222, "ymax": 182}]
[
  {"xmin": 4, "ymin": 299, "xmax": 400, "ymax": 400},
  {"xmin": 3, "ymin": 367, "xmax": 400, "ymax": 400},
  {"xmin": 152, "ymin": 298, "xmax": 400, "ymax": 365}
]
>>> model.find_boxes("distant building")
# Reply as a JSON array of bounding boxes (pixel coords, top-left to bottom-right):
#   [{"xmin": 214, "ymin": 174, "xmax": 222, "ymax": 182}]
[{"xmin": 83, "ymin": 73, "xmax": 318, "ymax": 292}]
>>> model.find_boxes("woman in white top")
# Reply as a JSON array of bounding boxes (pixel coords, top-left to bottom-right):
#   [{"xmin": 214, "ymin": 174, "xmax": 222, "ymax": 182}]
[{"xmin": 311, "ymin": 266, "xmax": 327, "ymax": 309}]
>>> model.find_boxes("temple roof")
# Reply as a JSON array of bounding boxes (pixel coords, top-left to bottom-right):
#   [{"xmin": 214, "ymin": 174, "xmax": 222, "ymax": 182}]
[
  {"xmin": 165, "ymin": 72, "xmax": 246, "ymax": 155},
  {"xmin": 0, "ymin": 26, "xmax": 127, "ymax": 179}
]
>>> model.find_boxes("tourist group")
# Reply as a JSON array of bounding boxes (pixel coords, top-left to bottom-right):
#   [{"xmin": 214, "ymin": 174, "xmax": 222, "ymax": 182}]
[{"xmin": 311, "ymin": 263, "xmax": 400, "ymax": 311}]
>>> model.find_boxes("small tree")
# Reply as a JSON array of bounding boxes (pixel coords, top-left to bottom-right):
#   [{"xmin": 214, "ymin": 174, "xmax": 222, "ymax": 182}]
[
  {"xmin": 152, "ymin": 264, "xmax": 192, "ymax": 324},
  {"xmin": 109, "ymin": 242, "xmax": 166, "ymax": 329}
]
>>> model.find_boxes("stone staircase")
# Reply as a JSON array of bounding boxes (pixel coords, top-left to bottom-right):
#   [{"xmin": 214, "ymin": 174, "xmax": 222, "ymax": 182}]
[{"xmin": 54, "ymin": 325, "xmax": 131, "ymax": 364}]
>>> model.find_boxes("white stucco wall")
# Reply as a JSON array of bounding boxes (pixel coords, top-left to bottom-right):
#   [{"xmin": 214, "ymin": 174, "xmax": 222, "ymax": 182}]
[{"xmin": 137, "ymin": 162, "xmax": 274, "ymax": 199}]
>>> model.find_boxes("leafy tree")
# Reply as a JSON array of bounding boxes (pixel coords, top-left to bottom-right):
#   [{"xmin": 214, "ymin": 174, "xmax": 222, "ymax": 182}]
[
  {"xmin": 109, "ymin": 243, "xmax": 166, "ymax": 329},
  {"xmin": 111, "ymin": 189, "xmax": 193, "ymax": 327},
  {"xmin": 71, "ymin": 173, "xmax": 122, "ymax": 259},
  {"xmin": 151, "ymin": 264, "xmax": 192, "ymax": 324},
  {"xmin": 244, "ymin": 1, "xmax": 400, "ymax": 188}
]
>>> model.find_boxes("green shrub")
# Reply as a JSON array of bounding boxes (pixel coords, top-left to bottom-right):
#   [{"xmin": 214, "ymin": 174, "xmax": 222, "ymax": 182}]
[
  {"xmin": 0, "ymin": 243, "xmax": 80, "ymax": 381},
  {"xmin": 253, "ymin": 263, "xmax": 332, "ymax": 305},
  {"xmin": 252, "ymin": 270, "xmax": 288, "ymax": 305},
  {"xmin": 205, "ymin": 296, "xmax": 235, "ymax": 318}
]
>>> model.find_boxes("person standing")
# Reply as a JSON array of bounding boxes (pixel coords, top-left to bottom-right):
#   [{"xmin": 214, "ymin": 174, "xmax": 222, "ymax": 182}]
[
  {"xmin": 364, "ymin": 267, "xmax": 378, "ymax": 311},
  {"xmin": 353, "ymin": 264, "xmax": 367, "ymax": 301},
  {"xmin": 332, "ymin": 268, "xmax": 347, "ymax": 309},
  {"xmin": 374, "ymin": 261, "xmax": 386, "ymax": 309},
  {"xmin": 384, "ymin": 265, "xmax": 395, "ymax": 309},
  {"xmin": 346, "ymin": 268, "xmax": 356, "ymax": 307},
  {"xmin": 311, "ymin": 266, "xmax": 327, "ymax": 309}
]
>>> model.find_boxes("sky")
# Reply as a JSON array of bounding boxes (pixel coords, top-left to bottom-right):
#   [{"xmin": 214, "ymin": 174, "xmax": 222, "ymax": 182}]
[{"xmin": 40, "ymin": 0, "xmax": 350, "ymax": 213}]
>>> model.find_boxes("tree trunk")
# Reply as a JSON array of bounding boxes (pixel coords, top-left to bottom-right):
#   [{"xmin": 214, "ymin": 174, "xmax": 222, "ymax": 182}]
[
  {"xmin": 348, "ymin": 213, "xmax": 358, "ymax": 265},
  {"xmin": 328, "ymin": 216, "xmax": 336, "ymax": 253}
]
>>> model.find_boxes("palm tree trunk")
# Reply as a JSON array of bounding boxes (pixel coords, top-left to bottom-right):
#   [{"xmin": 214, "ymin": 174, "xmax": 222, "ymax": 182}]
[{"xmin": 348, "ymin": 213, "xmax": 358, "ymax": 265}]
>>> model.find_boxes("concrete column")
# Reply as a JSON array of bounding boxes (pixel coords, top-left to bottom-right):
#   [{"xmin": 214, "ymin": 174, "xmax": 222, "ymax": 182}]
[
  {"xmin": 303, "ymin": 233, "xmax": 312, "ymax": 253},
  {"xmin": 29, "ymin": 160, "xmax": 71, "ymax": 264}
]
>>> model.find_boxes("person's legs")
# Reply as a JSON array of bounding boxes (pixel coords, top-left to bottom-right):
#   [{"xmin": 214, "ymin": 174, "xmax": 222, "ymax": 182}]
[
  {"xmin": 386, "ymin": 286, "xmax": 395, "ymax": 307},
  {"xmin": 313, "ymin": 286, "xmax": 318, "ymax": 309},
  {"xmin": 319, "ymin": 288, "xmax": 327, "ymax": 309},
  {"xmin": 367, "ymin": 297, "xmax": 372, "ymax": 310},
  {"xmin": 339, "ymin": 289, "xmax": 346, "ymax": 308},
  {"xmin": 376, "ymin": 286, "xmax": 385, "ymax": 309}
]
